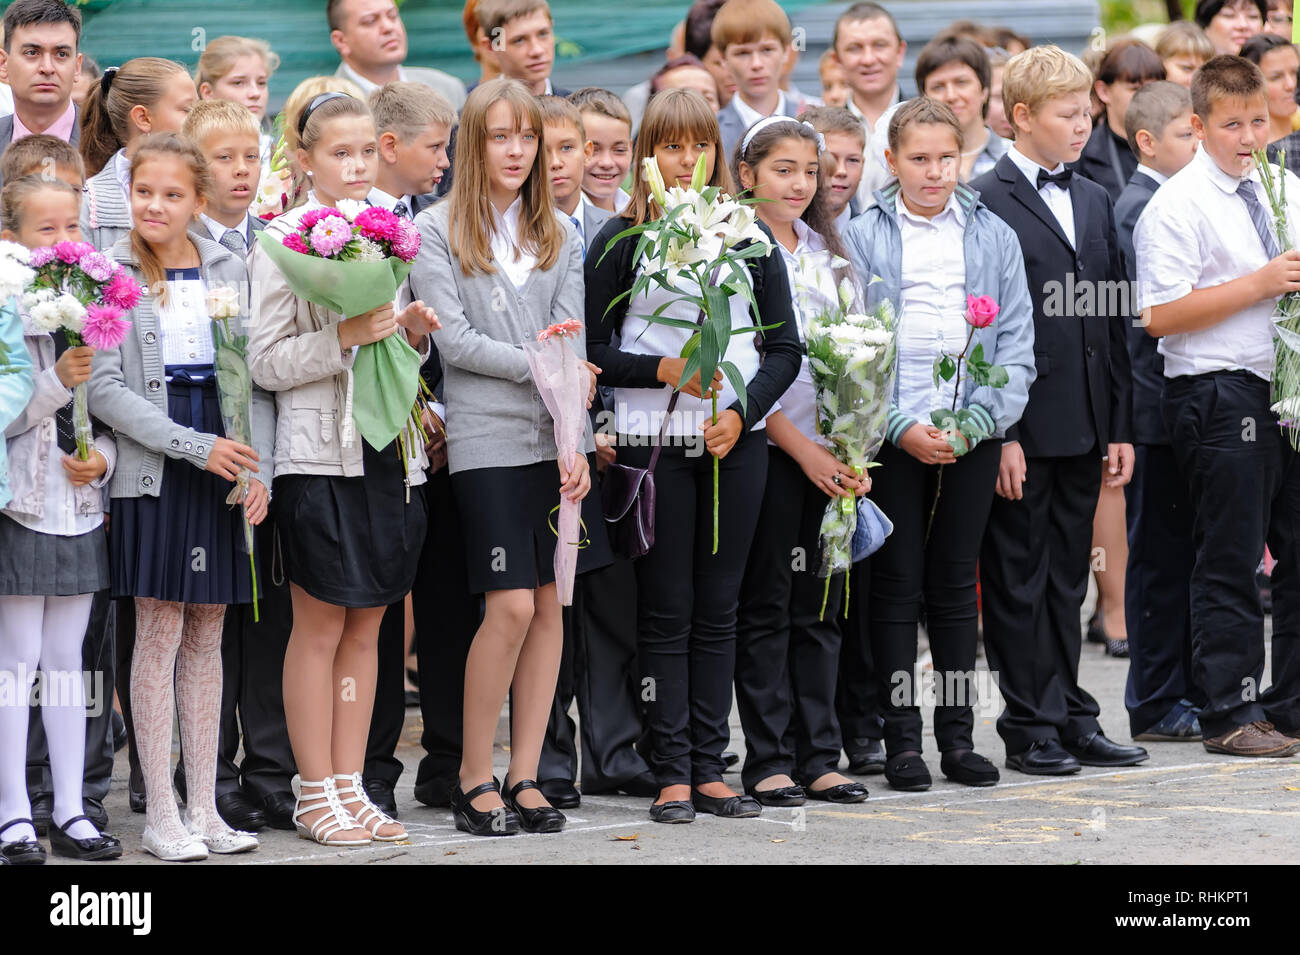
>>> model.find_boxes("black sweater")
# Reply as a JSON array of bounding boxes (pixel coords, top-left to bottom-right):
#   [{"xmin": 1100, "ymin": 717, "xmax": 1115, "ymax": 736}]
[{"xmin": 584, "ymin": 216, "xmax": 802, "ymax": 431}]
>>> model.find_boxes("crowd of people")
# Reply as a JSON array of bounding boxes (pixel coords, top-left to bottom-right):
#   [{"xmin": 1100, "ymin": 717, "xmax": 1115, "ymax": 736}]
[{"xmin": 0, "ymin": 0, "xmax": 1297, "ymax": 864}]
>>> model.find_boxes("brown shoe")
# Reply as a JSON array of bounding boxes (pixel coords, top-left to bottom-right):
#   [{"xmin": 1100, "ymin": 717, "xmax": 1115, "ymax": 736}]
[{"xmin": 1203, "ymin": 721, "xmax": 1300, "ymax": 757}]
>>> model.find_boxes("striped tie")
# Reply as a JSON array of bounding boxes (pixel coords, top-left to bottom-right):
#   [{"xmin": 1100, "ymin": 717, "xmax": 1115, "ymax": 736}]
[
  {"xmin": 394, "ymin": 200, "xmax": 411, "ymax": 219},
  {"xmin": 1238, "ymin": 179, "xmax": 1281, "ymax": 259}
]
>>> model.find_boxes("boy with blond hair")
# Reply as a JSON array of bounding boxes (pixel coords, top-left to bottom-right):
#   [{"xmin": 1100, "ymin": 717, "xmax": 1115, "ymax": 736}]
[{"xmin": 971, "ymin": 45, "xmax": 1147, "ymax": 775}]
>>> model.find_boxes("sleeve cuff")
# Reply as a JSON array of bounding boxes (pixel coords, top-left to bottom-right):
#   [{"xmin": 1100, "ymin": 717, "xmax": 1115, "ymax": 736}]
[{"xmin": 885, "ymin": 409, "xmax": 917, "ymax": 446}]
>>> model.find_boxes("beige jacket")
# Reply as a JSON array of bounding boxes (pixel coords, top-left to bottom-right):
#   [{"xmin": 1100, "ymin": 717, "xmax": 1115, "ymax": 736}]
[{"xmin": 248, "ymin": 201, "xmax": 429, "ymax": 484}]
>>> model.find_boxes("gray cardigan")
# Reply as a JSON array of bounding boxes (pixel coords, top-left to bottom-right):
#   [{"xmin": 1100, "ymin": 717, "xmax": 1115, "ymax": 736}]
[
  {"xmin": 409, "ymin": 202, "xmax": 593, "ymax": 474},
  {"xmin": 87, "ymin": 233, "xmax": 276, "ymax": 498},
  {"xmin": 81, "ymin": 151, "xmax": 133, "ymax": 255}
]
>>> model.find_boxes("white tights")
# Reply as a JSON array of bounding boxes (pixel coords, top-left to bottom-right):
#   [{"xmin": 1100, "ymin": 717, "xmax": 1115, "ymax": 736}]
[{"xmin": 0, "ymin": 593, "xmax": 97, "ymax": 842}]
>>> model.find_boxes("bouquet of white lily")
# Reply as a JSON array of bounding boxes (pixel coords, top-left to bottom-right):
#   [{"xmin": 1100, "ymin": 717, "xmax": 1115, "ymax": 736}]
[
  {"xmin": 1255, "ymin": 148, "xmax": 1300, "ymax": 449},
  {"xmin": 804, "ymin": 275, "xmax": 896, "ymax": 618},
  {"xmin": 600, "ymin": 151, "xmax": 778, "ymax": 553}
]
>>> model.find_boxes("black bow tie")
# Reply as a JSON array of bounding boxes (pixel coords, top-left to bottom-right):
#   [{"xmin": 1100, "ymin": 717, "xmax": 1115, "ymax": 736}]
[{"xmin": 1036, "ymin": 167, "xmax": 1073, "ymax": 190}]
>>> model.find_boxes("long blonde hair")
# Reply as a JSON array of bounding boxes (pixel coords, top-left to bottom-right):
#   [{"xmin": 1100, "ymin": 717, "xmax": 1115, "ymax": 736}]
[
  {"xmin": 128, "ymin": 134, "xmax": 213, "ymax": 306},
  {"xmin": 447, "ymin": 78, "xmax": 563, "ymax": 277}
]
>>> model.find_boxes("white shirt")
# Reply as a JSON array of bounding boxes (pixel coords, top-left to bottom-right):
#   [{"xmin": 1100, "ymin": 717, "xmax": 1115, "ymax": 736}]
[
  {"xmin": 895, "ymin": 193, "xmax": 969, "ymax": 421},
  {"xmin": 560, "ymin": 192, "xmax": 591, "ymax": 248},
  {"xmin": 1134, "ymin": 165, "xmax": 1169, "ymax": 188},
  {"xmin": 159, "ymin": 271, "xmax": 215, "ymax": 367},
  {"xmin": 1135, "ymin": 145, "xmax": 1300, "ymax": 380},
  {"xmin": 200, "ymin": 213, "xmax": 253, "ymax": 254},
  {"xmin": 849, "ymin": 87, "xmax": 900, "ymax": 207},
  {"xmin": 489, "ymin": 196, "xmax": 537, "ymax": 291},
  {"xmin": 1006, "ymin": 144, "xmax": 1075, "ymax": 249},
  {"xmin": 834, "ymin": 204, "xmax": 853, "ymax": 236},
  {"xmin": 732, "ymin": 89, "xmax": 788, "ymax": 132},
  {"xmin": 367, "ymin": 185, "xmax": 414, "ymax": 218},
  {"xmin": 775, "ymin": 220, "xmax": 837, "ymax": 444},
  {"xmin": 113, "ymin": 148, "xmax": 132, "ymax": 204}
]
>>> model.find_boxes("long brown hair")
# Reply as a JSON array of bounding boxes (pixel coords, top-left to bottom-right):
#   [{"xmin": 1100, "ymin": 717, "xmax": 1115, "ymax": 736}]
[
  {"xmin": 447, "ymin": 78, "xmax": 563, "ymax": 277},
  {"xmin": 293, "ymin": 91, "xmax": 373, "ymax": 212},
  {"xmin": 623, "ymin": 88, "xmax": 735, "ymax": 228},
  {"xmin": 128, "ymin": 133, "xmax": 214, "ymax": 306},
  {"xmin": 79, "ymin": 57, "xmax": 192, "ymax": 178}
]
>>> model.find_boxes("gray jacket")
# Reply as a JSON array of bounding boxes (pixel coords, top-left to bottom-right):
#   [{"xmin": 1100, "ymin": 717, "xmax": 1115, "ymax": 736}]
[
  {"xmin": 81, "ymin": 152, "xmax": 132, "ymax": 255},
  {"xmin": 410, "ymin": 203, "xmax": 592, "ymax": 474},
  {"xmin": 87, "ymin": 233, "xmax": 276, "ymax": 498}
]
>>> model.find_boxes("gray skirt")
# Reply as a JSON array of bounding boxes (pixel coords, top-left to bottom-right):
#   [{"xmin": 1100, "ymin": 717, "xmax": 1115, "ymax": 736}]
[{"xmin": 0, "ymin": 514, "xmax": 110, "ymax": 596}]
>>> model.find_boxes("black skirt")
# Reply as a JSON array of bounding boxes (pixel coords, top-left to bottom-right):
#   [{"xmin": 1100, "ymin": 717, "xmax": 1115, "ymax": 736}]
[
  {"xmin": 109, "ymin": 366, "xmax": 256, "ymax": 605},
  {"xmin": 451, "ymin": 458, "xmax": 611, "ymax": 594},
  {"xmin": 272, "ymin": 437, "xmax": 427, "ymax": 608}
]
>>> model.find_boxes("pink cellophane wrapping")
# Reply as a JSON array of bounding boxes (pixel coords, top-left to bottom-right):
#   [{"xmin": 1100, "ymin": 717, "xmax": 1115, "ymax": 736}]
[{"xmin": 523, "ymin": 335, "xmax": 592, "ymax": 605}]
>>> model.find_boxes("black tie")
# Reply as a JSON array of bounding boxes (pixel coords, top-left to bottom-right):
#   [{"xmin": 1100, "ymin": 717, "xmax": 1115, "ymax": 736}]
[
  {"xmin": 1036, "ymin": 167, "xmax": 1074, "ymax": 190},
  {"xmin": 50, "ymin": 333, "xmax": 76, "ymax": 454},
  {"xmin": 393, "ymin": 200, "xmax": 411, "ymax": 219}
]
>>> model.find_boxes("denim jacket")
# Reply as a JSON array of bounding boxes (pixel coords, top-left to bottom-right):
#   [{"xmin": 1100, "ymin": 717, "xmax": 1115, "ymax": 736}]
[
  {"xmin": 841, "ymin": 181, "xmax": 1036, "ymax": 444},
  {"xmin": 0, "ymin": 299, "xmax": 35, "ymax": 509}
]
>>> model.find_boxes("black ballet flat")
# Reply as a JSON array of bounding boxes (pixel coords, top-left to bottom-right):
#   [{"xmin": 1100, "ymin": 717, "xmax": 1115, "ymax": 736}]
[
  {"xmin": 884, "ymin": 753, "xmax": 933, "ymax": 792},
  {"xmin": 805, "ymin": 781, "xmax": 869, "ymax": 803},
  {"xmin": 746, "ymin": 784, "xmax": 806, "ymax": 807},
  {"xmin": 940, "ymin": 750, "xmax": 1000, "ymax": 787},
  {"xmin": 692, "ymin": 789, "xmax": 761, "ymax": 818},
  {"xmin": 648, "ymin": 800, "xmax": 695, "ymax": 824},
  {"xmin": 503, "ymin": 778, "xmax": 566, "ymax": 833},
  {"xmin": 451, "ymin": 780, "xmax": 520, "ymax": 836},
  {"xmin": 0, "ymin": 819, "xmax": 46, "ymax": 866},
  {"xmin": 49, "ymin": 815, "xmax": 122, "ymax": 861}
]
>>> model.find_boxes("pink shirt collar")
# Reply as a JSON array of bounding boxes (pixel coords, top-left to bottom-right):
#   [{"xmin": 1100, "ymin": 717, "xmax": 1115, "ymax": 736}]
[{"xmin": 11, "ymin": 101, "xmax": 76, "ymax": 143}]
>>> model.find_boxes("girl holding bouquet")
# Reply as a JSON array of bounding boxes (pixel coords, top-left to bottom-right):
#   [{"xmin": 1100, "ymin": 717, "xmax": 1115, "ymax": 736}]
[
  {"xmin": 730, "ymin": 117, "xmax": 870, "ymax": 807},
  {"xmin": 841, "ymin": 98, "xmax": 1035, "ymax": 791},
  {"xmin": 80, "ymin": 58, "xmax": 198, "ymax": 251},
  {"xmin": 586, "ymin": 89, "xmax": 801, "ymax": 823},
  {"xmin": 87, "ymin": 134, "xmax": 275, "ymax": 859},
  {"xmin": 411, "ymin": 78, "xmax": 608, "ymax": 837},
  {"xmin": 247, "ymin": 92, "xmax": 437, "ymax": 847},
  {"xmin": 0, "ymin": 176, "xmax": 120, "ymax": 864}
]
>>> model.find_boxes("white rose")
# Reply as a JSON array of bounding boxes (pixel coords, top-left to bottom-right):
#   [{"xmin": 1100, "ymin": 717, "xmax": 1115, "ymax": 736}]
[
  {"xmin": 55, "ymin": 293, "xmax": 86, "ymax": 332},
  {"xmin": 334, "ymin": 198, "xmax": 366, "ymax": 222}
]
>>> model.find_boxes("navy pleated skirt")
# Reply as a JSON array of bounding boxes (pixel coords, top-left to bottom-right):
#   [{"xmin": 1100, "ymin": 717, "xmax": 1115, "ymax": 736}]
[{"xmin": 109, "ymin": 366, "xmax": 256, "ymax": 605}]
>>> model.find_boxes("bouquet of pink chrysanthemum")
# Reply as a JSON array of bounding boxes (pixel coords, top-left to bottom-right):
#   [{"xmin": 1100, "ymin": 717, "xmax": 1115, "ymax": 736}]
[
  {"xmin": 22, "ymin": 240, "xmax": 142, "ymax": 460},
  {"xmin": 256, "ymin": 200, "xmax": 426, "ymax": 454}
]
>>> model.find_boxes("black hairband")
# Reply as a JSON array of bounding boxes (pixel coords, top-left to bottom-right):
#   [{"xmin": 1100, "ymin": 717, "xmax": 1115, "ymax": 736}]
[
  {"xmin": 100, "ymin": 66, "xmax": 118, "ymax": 96},
  {"xmin": 297, "ymin": 91, "xmax": 353, "ymax": 138}
]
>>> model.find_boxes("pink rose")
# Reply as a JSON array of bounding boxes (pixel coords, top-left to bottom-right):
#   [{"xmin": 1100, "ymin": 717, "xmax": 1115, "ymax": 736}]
[{"xmin": 965, "ymin": 294, "xmax": 999, "ymax": 329}]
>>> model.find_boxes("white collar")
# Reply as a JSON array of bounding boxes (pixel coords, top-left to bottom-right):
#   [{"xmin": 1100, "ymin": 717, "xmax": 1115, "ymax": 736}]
[
  {"xmin": 845, "ymin": 86, "xmax": 900, "ymax": 130},
  {"xmin": 492, "ymin": 194, "xmax": 524, "ymax": 233},
  {"xmin": 367, "ymin": 185, "xmax": 411, "ymax": 213},
  {"xmin": 894, "ymin": 190, "xmax": 965, "ymax": 226},
  {"xmin": 200, "ymin": 212, "xmax": 251, "ymax": 243},
  {"xmin": 732, "ymin": 89, "xmax": 787, "ymax": 130},
  {"xmin": 1135, "ymin": 165, "xmax": 1169, "ymax": 187},
  {"xmin": 1193, "ymin": 141, "xmax": 1257, "ymax": 194},
  {"xmin": 338, "ymin": 61, "xmax": 405, "ymax": 97},
  {"xmin": 834, "ymin": 204, "xmax": 852, "ymax": 235},
  {"xmin": 112, "ymin": 148, "xmax": 131, "ymax": 202},
  {"xmin": 1008, "ymin": 143, "xmax": 1066, "ymax": 187}
]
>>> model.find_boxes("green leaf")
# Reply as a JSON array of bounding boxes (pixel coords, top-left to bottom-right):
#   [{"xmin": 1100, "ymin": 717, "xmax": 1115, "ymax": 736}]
[
  {"xmin": 970, "ymin": 342, "xmax": 985, "ymax": 365},
  {"xmin": 938, "ymin": 354, "xmax": 957, "ymax": 382},
  {"xmin": 599, "ymin": 221, "xmax": 653, "ymax": 264},
  {"xmin": 932, "ymin": 355, "xmax": 945, "ymax": 390},
  {"xmin": 720, "ymin": 360, "xmax": 747, "ymax": 415},
  {"xmin": 680, "ymin": 334, "xmax": 702, "ymax": 360},
  {"xmin": 678, "ymin": 348, "xmax": 702, "ymax": 393},
  {"xmin": 690, "ymin": 150, "xmax": 709, "ymax": 191},
  {"xmin": 985, "ymin": 364, "xmax": 1010, "ymax": 388}
]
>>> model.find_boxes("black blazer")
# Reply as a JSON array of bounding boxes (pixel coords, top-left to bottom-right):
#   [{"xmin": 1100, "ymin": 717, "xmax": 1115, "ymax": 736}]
[
  {"xmin": 1070, "ymin": 121, "xmax": 1135, "ymax": 205},
  {"xmin": 1114, "ymin": 168, "xmax": 1165, "ymax": 446},
  {"xmin": 971, "ymin": 154, "xmax": 1133, "ymax": 458}
]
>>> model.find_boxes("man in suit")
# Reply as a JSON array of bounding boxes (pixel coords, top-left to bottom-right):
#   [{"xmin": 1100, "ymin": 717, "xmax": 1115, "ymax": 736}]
[
  {"xmin": 0, "ymin": 0, "xmax": 82, "ymax": 186},
  {"xmin": 970, "ymin": 45, "xmax": 1148, "ymax": 775},
  {"xmin": 328, "ymin": 0, "xmax": 467, "ymax": 110}
]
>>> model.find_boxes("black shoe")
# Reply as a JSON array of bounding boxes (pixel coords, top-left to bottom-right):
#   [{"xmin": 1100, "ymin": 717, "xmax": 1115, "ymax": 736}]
[
  {"xmin": 1064, "ymin": 730, "xmax": 1149, "ymax": 767},
  {"xmin": 128, "ymin": 777, "xmax": 146, "ymax": 814},
  {"xmin": 258, "ymin": 791, "xmax": 297, "ymax": 831},
  {"xmin": 173, "ymin": 768, "xmax": 186, "ymax": 804},
  {"xmin": 1086, "ymin": 613, "xmax": 1107, "ymax": 645},
  {"xmin": 30, "ymin": 793, "xmax": 52, "ymax": 836},
  {"xmin": 692, "ymin": 789, "xmax": 761, "ymax": 817},
  {"xmin": 504, "ymin": 778, "xmax": 566, "ymax": 833},
  {"xmin": 747, "ymin": 783, "xmax": 806, "ymax": 807},
  {"xmin": 940, "ymin": 750, "xmax": 1000, "ymax": 787},
  {"xmin": 539, "ymin": 778, "xmax": 581, "ymax": 808},
  {"xmin": 884, "ymin": 753, "xmax": 932, "ymax": 791},
  {"xmin": 363, "ymin": 778, "xmax": 398, "ymax": 818},
  {"xmin": 1006, "ymin": 738, "xmax": 1081, "ymax": 775},
  {"xmin": 805, "ymin": 781, "xmax": 868, "ymax": 803},
  {"xmin": 0, "ymin": 819, "xmax": 45, "ymax": 865},
  {"xmin": 82, "ymin": 797, "xmax": 109, "ymax": 832},
  {"xmin": 451, "ymin": 780, "xmax": 520, "ymax": 836},
  {"xmin": 1105, "ymin": 638, "xmax": 1130, "ymax": 658},
  {"xmin": 722, "ymin": 750, "xmax": 740, "ymax": 769},
  {"xmin": 845, "ymin": 737, "xmax": 886, "ymax": 775},
  {"xmin": 112, "ymin": 710, "xmax": 128, "ymax": 753},
  {"xmin": 648, "ymin": 799, "xmax": 695, "ymax": 823},
  {"xmin": 413, "ymin": 774, "xmax": 458, "ymax": 809},
  {"xmin": 216, "ymin": 791, "xmax": 267, "ymax": 832},
  {"xmin": 618, "ymin": 772, "xmax": 659, "ymax": 797},
  {"xmin": 48, "ymin": 814, "xmax": 122, "ymax": 861}
]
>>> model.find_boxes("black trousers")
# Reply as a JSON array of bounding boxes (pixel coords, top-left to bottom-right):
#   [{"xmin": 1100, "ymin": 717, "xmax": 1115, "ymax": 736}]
[
  {"xmin": 1123, "ymin": 442, "xmax": 1202, "ymax": 735},
  {"xmin": 980, "ymin": 447, "xmax": 1104, "ymax": 753},
  {"xmin": 869, "ymin": 439, "xmax": 1001, "ymax": 754},
  {"xmin": 114, "ymin": 596, "xmax": 141, "ymax": 794},
  {"xmin": 27, "ymin": 589, "xmax": 115, "ymax": 802},
  {"xmin": 735, "ymin": 446, "xmax": 845, "ymax": 790},
  {"xmin": 836, "ymin": 557, "xmax": 884, "ymax": 746},
  {"xmin": 618, "ymin": 430, "xmax": 767, "ymax": 787},
  {"xmin": 539, "ymin": 555, "xmax": 651, "ymax": 789},
  {"xmin": 1163, "ymin": 372, "xmax": 1300, "ymax": 737}
]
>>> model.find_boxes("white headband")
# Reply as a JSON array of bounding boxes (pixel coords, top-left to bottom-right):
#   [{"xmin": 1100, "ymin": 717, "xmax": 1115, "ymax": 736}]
[{"xmin": 740, "ymin": 116, "xmax": 826, "ymax": 157}]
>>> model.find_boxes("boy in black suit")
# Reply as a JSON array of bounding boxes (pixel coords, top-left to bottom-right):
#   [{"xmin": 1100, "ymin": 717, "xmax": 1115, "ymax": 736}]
[
  {"xmin": 1113, "ymin": 81, "xmax": 1204, "ymax": 743},
  {"xmin": 971, "ymin": 45, "xmax": 1148, "ymax": 775}
]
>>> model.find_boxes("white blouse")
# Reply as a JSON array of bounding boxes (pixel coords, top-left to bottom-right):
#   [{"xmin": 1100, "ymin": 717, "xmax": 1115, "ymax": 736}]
[
  {"xmin": 159, "ymin": 269, "xmax": 215, "ymax": 368},
  {"xmin": 777, "ymin": 220, "xmax": 840, "ymax": 445},
  {"xmin": 895, "ymin": 193, "xmax": 968, "ymax": 422},
  {"xmin": 490, "ymin": 196, "xmax": 538, "ymax": 291}
]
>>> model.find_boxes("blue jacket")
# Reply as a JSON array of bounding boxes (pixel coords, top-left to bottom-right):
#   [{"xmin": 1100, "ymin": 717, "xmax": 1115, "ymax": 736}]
[
  {"xmin": 0, "ymin": 298, "xmax": 35, "ymax": 509},
  {"xmin": 841, "ymin": 181, "xmax": 1036, "ymax": 445}
]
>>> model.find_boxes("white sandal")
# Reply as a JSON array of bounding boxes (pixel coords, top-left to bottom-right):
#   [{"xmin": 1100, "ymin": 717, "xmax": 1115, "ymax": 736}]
[
  {"xmin": 291, "ymin": 775, "xmax": 371, "ymax": 847},
  {"xmin": 334, "ymin": 772, "xmax": 407, "ymax": 842}
]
